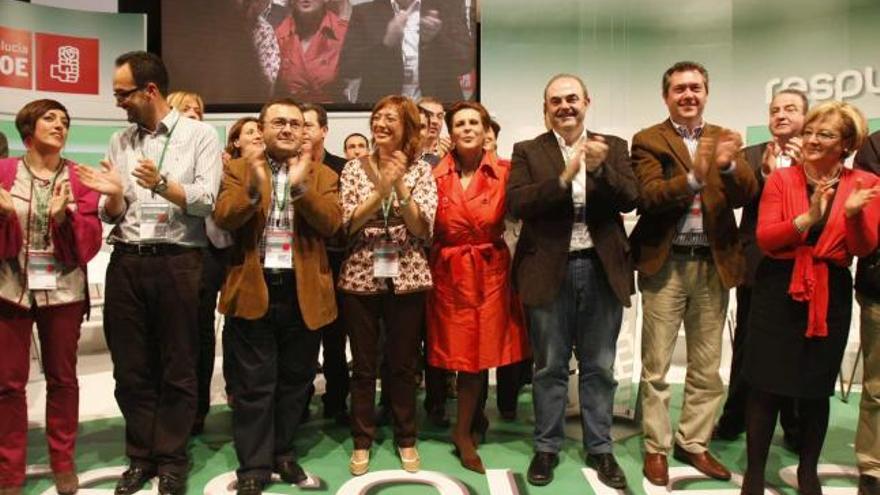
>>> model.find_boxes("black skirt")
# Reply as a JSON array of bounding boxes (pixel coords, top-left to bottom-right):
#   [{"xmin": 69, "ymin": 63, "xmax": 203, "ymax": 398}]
[{"xmin": 744, "ymin": 257, "xmax": 853, "ymax": 399}]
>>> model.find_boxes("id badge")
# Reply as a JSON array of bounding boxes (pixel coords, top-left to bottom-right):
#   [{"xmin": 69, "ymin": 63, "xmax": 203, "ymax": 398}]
[
  {"xmin": 373, "ymin": 240, "xmax": 400, "ymax": 279},
  {"xmin": 264, "ymin": 228, "xmax": 293, "ymax": 269},
  {"xmin": 139, "ymin": 203, "xmax": 170, "ymax": 241},
  {"xmin": 28, "ymin": 251, "xmax": 59, "ymax": 290}
]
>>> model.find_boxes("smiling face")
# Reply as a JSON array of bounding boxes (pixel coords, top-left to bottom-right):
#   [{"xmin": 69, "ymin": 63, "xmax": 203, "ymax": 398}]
[
  {"xmin": 262, "ymin": 103, "xmax": 304, "ymax": 160},
  {"xmin": 371, "ymin": 104, "xmax": 404, "ymax": 152},
  {"xmin": 663, "ymin": 69, "xmax": 707, "ymax": 127},
  {"xmin": 768, "ymin": 92, "xmax": 806, "ymax": 142},
  {"xmin": 31, "ymin": 109, "xmax": 69, "ymax": 152},
  {"xmin": 544, "ymin": 77, "xmax": 588, "ymax": 136},
  {"xmin": 802, "ymin": 113, "xmax": 846, "ymax": 169},
  {"xmin": 234, "ymin": 121, "xmax": 264, "ymax": 154},
  {"xmin": 113, "ymin": 63, "xmax": 151, "ymax": 126},
  {"xmin": 450, "ymin": 108, "xmax": 486, "ymax": 155}
]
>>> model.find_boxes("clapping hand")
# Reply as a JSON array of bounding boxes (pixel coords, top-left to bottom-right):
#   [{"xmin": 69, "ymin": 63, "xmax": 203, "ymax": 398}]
[
  {"xmin": 583, "ymin": 134, "xmax": 608, "ymax": 173},
  {"xmin": 845, "ymin": 178, "xmax": 880, "ymax": 218},
  {"xmin": 48, "ymin": 181, "xmax": 73, "ymax": 224},
  {"xmin": 132, "ymin": 158, "xmax": 162, "ymax": 190},
  {"xmin": 807, "ymin": 180, "xmax": 836, "ymax": 224},
  {"xmin": 76, "ymin": 161, "xmax": 123, "ymax": 197},
  {"xmin": 0, "ymin": 187, "xmax": 14, "ymax": 217},
  {"xmin": 713, "ymin": 129, "xmax": 743, "ymax": 168},
  {"xmin": 243, "ymin": 144, "xmax": 268, "ymax": 193},
  {"xmin": 378, "ymin": 151, "xmax": 407, "ymax": 198},
  {"xmin": 288, "ymin": 141, "xmax": 313, "ymax": 188},
  {"xmin": 420, "ymin": 9, "xmax": 442, "ymax": 42}
]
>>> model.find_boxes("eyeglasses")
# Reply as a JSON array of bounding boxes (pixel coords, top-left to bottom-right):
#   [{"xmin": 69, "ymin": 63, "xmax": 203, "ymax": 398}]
[
  {"xmin": 802, "ymin": 130, "xmax": 840, "ymax": 142},
  {"xmin": 113, "ymin": 86, "xmax": 144, "ymax": 102},
  {"xmin": 266, "ymin": 118, "xmax": 303, "ymax": 131}
]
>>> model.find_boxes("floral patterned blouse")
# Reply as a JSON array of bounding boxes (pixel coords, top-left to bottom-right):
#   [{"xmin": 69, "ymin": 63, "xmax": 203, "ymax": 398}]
[{"xmin": 338, "ymin": 156, "xmax": 437, "ymax": 294}]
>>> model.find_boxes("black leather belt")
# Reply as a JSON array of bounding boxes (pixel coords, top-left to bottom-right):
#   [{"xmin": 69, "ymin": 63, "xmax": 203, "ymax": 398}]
[
  {"xmin": 263, "ymin": 269, "xmax": 294, "ymax": 287},
  {"xmin": 569, "ymin": 248, "xmax": 599, "ymax": 260},
  {"xmin": 114, "ymin": 243, "xmax": 195, "ymax": 256},
  {"xmin": 671, "ymin": 244, "xmax": 712, "ymax": 258}
]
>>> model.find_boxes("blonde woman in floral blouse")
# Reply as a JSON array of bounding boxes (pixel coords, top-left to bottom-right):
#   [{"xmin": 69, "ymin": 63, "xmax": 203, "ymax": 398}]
[{"xmin": 338, "ymin": 95, "xmax": 437, "ymax": 476}]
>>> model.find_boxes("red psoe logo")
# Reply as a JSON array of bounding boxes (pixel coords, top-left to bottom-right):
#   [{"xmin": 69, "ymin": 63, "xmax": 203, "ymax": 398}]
[
  {"xmin": 0, "ymin": 26, "xmax": 33, "ymax": 90},
  {"xmin": 35, "ymin": 32, "xmax": 99, "ymax": 94}
]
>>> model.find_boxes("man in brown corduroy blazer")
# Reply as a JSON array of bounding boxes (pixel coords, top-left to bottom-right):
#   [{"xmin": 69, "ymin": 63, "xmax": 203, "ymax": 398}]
[
  {"xmin": 213, "ymin": 98, "xmax": 342, "ymax": 493},
  {"xmin": 630, "ymin": 61, "xmax": 757, "ymax": 487}
]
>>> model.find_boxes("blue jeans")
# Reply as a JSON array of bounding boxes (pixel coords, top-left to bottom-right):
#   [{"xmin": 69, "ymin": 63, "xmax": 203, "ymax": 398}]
[{"xmin": 527, "ymin": 256, "xmax": 622, "ymax": 454}]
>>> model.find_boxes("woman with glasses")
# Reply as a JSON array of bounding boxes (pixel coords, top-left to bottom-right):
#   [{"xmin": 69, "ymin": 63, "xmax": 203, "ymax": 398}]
[
  {"xmin": 0, "ymin": 99, "xmax": 102, "ymax": 495},
  {"xmin": 741, "ymin": 101, "xmax": 880, "ymax": 494},
  {"xmin": 338, "ymin": 95, "xmax": 437, "ymax": 475}
]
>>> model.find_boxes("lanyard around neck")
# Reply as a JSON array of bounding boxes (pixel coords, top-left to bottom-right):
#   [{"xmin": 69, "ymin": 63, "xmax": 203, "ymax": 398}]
[{"xmin": 144, "ymin": 117, "xmax": 180, "ymax": 173}]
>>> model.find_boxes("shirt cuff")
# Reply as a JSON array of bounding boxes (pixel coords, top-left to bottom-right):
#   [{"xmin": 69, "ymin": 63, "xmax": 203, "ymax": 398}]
[
  {"xmin": 687, "ymin": 172, "xmax": 704, "ymax": 192},
  {"xmin": 719, "ymin": 160, "xmax": 737, "ymax": 175}
]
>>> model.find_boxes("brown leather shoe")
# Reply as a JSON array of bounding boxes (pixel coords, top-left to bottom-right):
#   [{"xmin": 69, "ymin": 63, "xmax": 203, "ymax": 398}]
[
  {"xmin": 54, "ymin": 471, "xmax": 79, "ymax": 495},
  {"xmin": 643, "ymin": 453, "xmax": 668, "ymax": 486},
  {"xmin": 673, "ymin": 444, "xmax": 731, "ymax": 480}
]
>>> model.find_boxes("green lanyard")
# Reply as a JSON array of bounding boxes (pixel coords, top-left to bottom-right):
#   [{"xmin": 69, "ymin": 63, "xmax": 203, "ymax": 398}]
[
  {"xmin": 22, "ymin": 155, "xmax": 64, "ymax": 248},
  {"xmin": 274, "ymin": 166, "xmax": 290, "ymax": 215},
  {"xmin": 152, "ymin": 117, "xmax": 180, "ymax": 173},
  {"xmin": 380, "ymin": 191, "xmax": 397, "ymax": 239}
]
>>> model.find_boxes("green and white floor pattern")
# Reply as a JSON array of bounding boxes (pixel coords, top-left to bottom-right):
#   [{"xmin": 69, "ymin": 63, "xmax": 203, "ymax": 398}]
[{"xmin": 21, "ymin": 387, "xmax": 862, "ymax": 495}]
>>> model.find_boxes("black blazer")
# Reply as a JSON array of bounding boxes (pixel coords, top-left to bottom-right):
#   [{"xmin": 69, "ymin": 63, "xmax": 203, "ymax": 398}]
[
  {"xmin": 740, "ymin": 141, "xmax": 769, "ymax": 287},
  {"xmin": 338, "ymin": 0, "xmax": 472, "ymax": 103},
  {"xmin": 854, "ymin": 130, "xmax": 880, "ymax": 298},
  {"xmin": 507, "ymin": 131, "xmax": 638, "ymax": 307}
]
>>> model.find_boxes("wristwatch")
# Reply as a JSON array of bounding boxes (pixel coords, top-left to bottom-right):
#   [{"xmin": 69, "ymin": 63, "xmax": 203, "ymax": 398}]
[{"xmin": 152, "ymin": 174, "xmax": 169, "ymax": 194}]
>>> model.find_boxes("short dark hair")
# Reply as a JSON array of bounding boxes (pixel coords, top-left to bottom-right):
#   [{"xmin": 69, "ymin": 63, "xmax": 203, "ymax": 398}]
[
  {"xmin": 15, "ymin": 99, "xmax": 70, "ymax": 143},
  {"xmin": 0, "ymin": 131, "xmax": 8, "ymax": 158},
  {"xmin": 299, "ymin": 102, "xmax": 328, "ymax": 128},
  {"xmin": 489, "ymin": 119, "xmax": 501, "ymax": 138},
  {"xmin": 115, "ymin": 51, "xmax": 169, "ymax": 96},
  {"xmin": 773, "ymin": 88, "xmax": 809, "ymax": 114},
  {"xmin": 259, "ymin": 97, "xmax": 301, "ymax": 123},
  {"xmin": 344, "ymin": 132, "xmax": 368, "ymax": 149},
  {"xmin": 662, "ymin": 61, "xmax": 709, "ymax": 97},
  {"xmin": 444, "ymin": 101, "xmax": 491, "ymax": 132}
]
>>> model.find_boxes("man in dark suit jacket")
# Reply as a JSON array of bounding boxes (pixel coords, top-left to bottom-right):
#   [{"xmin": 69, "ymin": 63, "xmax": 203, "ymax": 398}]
[
  {"xmin": 337, "ymin": 0, "xmax": 472, "ymax": 103},
  {"xmin": 507, "ymin": 74, "xmax": 638, "ymax": 490},
  {"xmin": 854, "ymin": 129, "xmax": 880, "ymax": 495},
  {"xmin": 715, "ymin": 89, "xmax": 808, "ymax": 448},
  {"xmin": 630, "ymin": 61, "xmax": 758, "ymax": 487}
]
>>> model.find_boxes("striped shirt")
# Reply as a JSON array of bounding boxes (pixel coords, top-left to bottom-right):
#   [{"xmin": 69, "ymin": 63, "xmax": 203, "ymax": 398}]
[
  {"xmin": 259, "ymin": 157, "xmax": 296, "ymax": 266},
  {"xmin": 99, "ymin": 109, "xmax": 223, "ymax": 247}
]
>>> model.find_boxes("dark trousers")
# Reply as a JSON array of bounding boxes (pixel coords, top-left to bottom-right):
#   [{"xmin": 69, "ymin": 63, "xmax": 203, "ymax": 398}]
[
  {"xmin": 195, "ymin": 245, "xmax": 228, "ymax": 423},
  {"xmin": 345, "ymin": 291, "xmax": 425, "ymax": 449},
  {"xmin": 103, "ymin": 248, "xmax": 202, "ymax": 475},
  {"xmin": 227, "ymin": 270, "xmax": 321, "ymax": 481},
  {"xmin": 319, "ymin": 296, "xmax": 350, "ymax": 414},
  {"xmin": 720, "ymin": 287, "xmax": 799, "ymax": 435},
  {"xmin": 495, "ymin": 359, "xmax": 533, "ymax": 412}
]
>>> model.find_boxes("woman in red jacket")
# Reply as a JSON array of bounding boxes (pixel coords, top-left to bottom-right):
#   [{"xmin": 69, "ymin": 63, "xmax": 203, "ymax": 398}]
[
  {"xmin": 0, "ymin": 100, "xmax": 102, "ymax": 495},
  {"xmin": 427, "ymin": 101, "xmax": 529, "ymax": 473},
  {"xmin": 742, "ymin": 101, "xmax": 880, "ymax": 494}
]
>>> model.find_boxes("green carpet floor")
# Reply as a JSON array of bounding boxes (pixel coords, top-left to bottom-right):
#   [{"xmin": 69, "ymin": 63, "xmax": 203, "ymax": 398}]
[{"xmin": 21, "ymin": 386, "xmax": 863, "ymax": 494}]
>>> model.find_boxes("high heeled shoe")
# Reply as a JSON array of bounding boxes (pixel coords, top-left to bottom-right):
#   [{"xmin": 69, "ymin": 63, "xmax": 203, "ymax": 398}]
[
  {"xmin": 349, "ymin": 449, "xmax": 370, "ymax": 476},
  {"xmin": 452, "ymin": 433, "xmax": 485, "ymax": 474}
]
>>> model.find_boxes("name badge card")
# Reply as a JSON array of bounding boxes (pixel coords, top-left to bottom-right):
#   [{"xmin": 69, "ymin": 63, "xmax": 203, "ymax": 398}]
[
  {"xmin": 264, "ymin": 228, "xmax": 293, "ymax": 269},
  {"xmin": 373, "ymin": 239, "xmax": 400, "ymax": 279},
  {"xmin": 28, "ymin": 251, "xmax": 59, "ymax": 290},
  {"xmin": 139, "ymin": 203, "xmax": 171, "ymax": 241}
]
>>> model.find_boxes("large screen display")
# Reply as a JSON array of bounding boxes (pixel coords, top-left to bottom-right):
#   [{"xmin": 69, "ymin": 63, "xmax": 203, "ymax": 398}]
[{"xmin": 161, "ymin": 0, "xmax": 478, "ymax": 110}]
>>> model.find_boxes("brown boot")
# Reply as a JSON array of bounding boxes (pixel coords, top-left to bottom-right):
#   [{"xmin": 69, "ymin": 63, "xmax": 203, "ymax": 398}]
[{"xmin": 54, "ymin": 471, "xmax": 79, "ymax": 495}]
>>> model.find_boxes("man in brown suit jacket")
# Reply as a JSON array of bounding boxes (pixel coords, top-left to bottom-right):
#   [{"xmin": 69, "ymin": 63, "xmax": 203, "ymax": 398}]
[
  {"xmin": 507, "ymin": 74, "xmax": 638, "ymax": 490},
  {"xmin": 213, "ymin": 98, "xmax": 342, "ymax": 495},
  {"xmin": 630, "ymin": 61, "xmax": 757, "ymax": 486}
]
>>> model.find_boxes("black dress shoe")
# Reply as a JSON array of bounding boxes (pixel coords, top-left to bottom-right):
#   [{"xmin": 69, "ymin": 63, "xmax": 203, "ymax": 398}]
[
  {"xmin": 275, "ymin": 460, "xmax": 307, "ymax": 485},
  {"xmin": 115, "ymin": 466, "xmax": 156, "ymax": 495},
  {"xmin": 526, "ymin": 452, "xmax": 559, "ymax": 486},
  {"xmin": 157, "ymin": 473, "xmax": 186, "ymax": 495},
  {"xmin": 586, "ymin": 453, "xmax": 628, "ymax": 490},
  {"xmin": 860, "ymin": 475, "xmax": 880, "ymax": 495},
  {"xmin": 236, "ymin": 478, "xmax": 265, "ymax": 495}
]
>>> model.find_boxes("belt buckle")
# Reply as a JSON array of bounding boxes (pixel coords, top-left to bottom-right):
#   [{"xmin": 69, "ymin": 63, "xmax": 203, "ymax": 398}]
[{"xmin": 137, "ymin": 244, "xmax": 159, "ymax": 256}]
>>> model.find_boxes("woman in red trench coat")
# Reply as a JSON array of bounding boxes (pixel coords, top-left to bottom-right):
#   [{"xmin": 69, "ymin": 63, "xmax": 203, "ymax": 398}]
[{"xmin": 427, "ymin": 101, "xmax": 529, "ymax": 473}]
